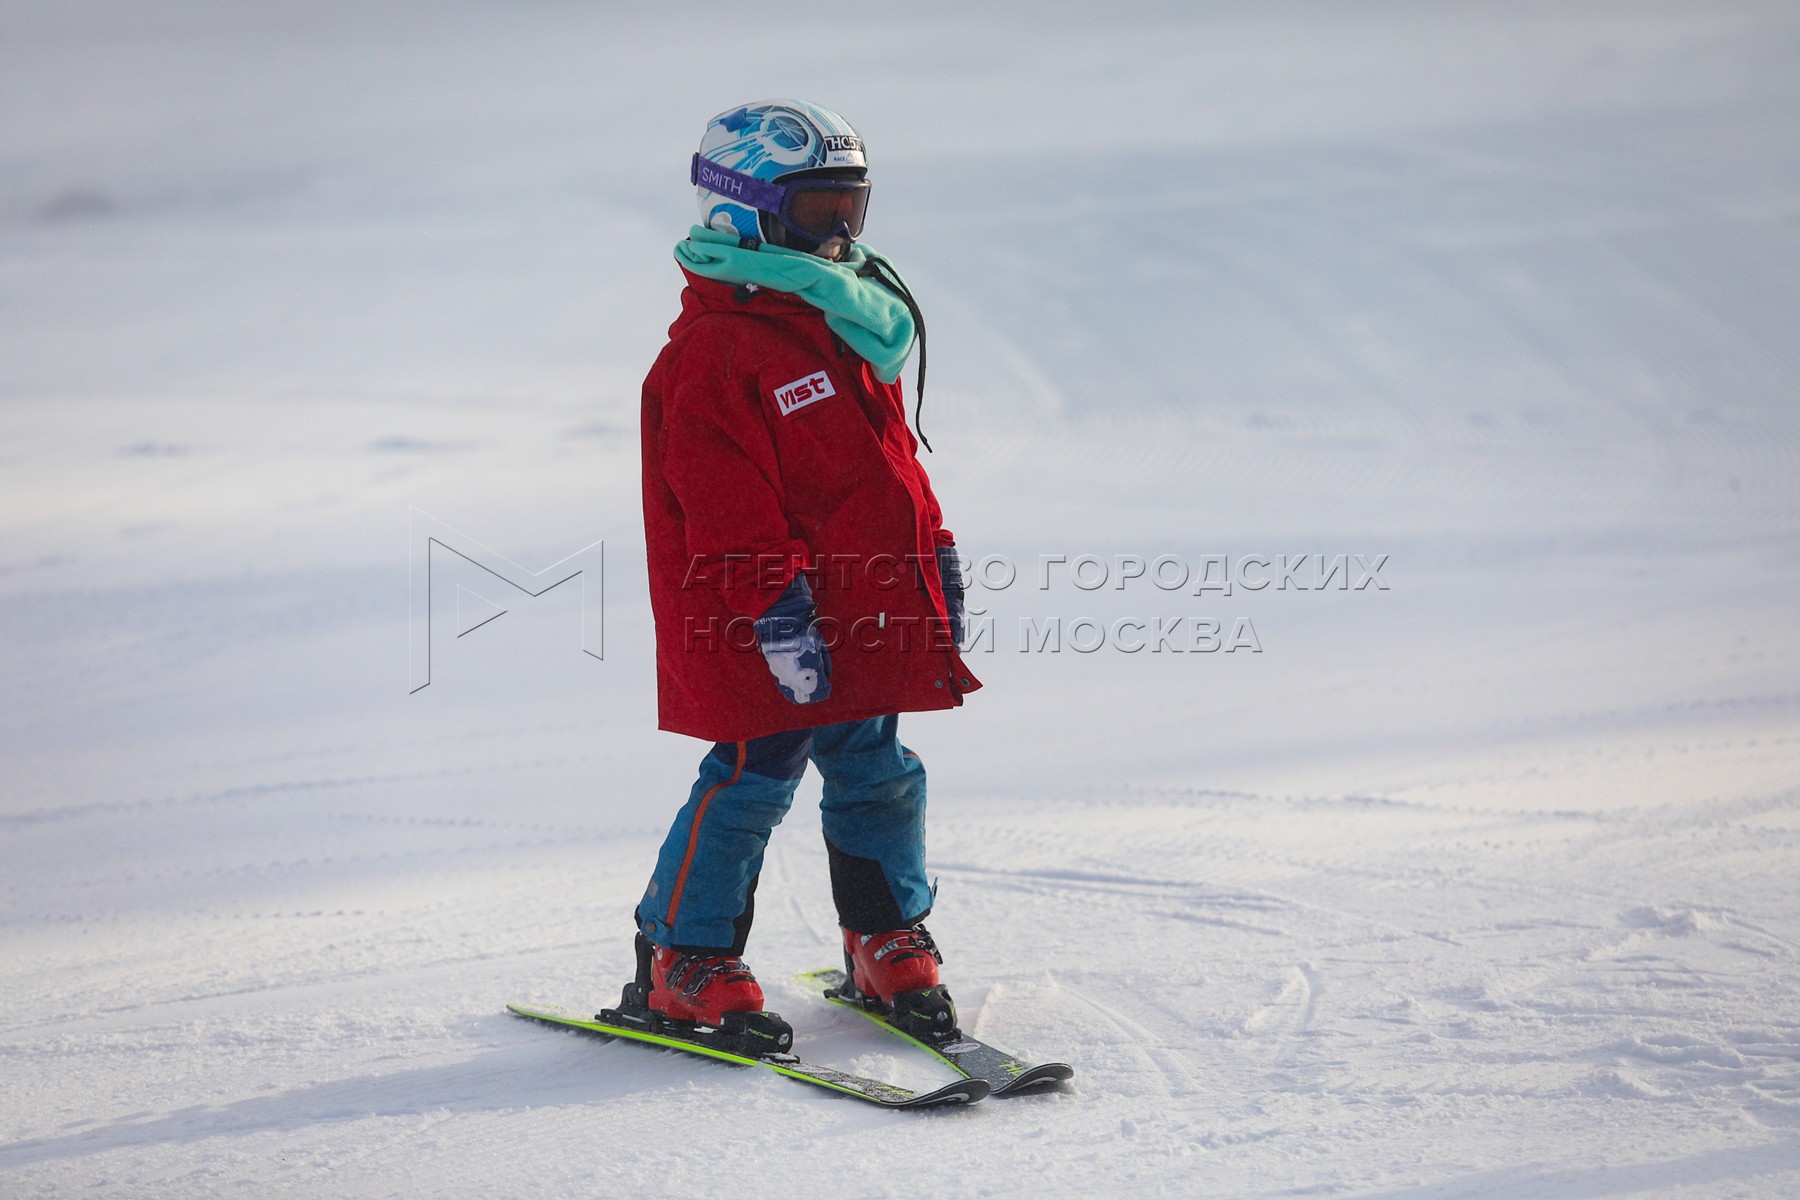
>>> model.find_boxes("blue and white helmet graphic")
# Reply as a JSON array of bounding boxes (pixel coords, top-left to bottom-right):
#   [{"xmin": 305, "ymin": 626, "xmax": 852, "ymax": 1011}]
[{"xmin": 695, "ymin": 99, "xmax": 867, "ymax": 238}]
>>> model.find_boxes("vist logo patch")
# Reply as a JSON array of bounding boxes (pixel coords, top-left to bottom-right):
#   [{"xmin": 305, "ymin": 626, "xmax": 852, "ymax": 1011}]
[{"xmin": 773, "ymin": 371, "xmax": 836, "ymax": 416}]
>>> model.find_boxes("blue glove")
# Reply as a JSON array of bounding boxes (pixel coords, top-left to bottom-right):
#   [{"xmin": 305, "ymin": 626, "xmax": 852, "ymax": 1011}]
[
  {"xmin": 936, "ymin": 544, "xmax": 966, "ymax": 648},
  {"xmin": 754, "ymin": 574, "xmax": 832, "ymax": 704}
]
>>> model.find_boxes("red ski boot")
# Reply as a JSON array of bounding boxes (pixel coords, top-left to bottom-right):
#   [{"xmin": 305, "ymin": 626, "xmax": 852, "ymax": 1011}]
[
  {"xmin": 621, "ymin": 934, "xmax": 792, "ymax": 1056},
  {"xmin": 841, "ymin": 924, "xmax": 959, "ymax": 1043},
  {"xmin": 649, "ymin": 945, "xmax": 765, "ymax": 1024}
]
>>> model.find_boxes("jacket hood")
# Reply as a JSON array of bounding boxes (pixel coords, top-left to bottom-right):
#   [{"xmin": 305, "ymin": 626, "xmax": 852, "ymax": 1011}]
[{"xmin": 671, "ymin": 268, "xmax": 821, "ymax": 334}]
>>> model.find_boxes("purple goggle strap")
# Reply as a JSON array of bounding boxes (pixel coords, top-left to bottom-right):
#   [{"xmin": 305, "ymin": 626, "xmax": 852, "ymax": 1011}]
[{"xmin": 691, "ymin": 154, "xmax": 787, "ymax": 216}]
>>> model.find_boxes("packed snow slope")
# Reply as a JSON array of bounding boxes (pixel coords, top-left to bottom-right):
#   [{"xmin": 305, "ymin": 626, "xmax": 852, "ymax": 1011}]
[{"xmin": 4, "ymin": 2, "xmax": 1799, "ymax": 1196}]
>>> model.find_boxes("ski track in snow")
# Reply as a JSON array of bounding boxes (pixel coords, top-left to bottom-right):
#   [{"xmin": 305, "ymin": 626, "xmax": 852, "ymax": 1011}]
[{"xmin": 5, "ymin": 2, "xmax": 1800, "ymax": 1197}]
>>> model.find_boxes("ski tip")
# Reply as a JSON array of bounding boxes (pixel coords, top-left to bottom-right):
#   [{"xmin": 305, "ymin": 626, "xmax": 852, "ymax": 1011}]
[{"xmin": 992, "ymin": 1062, "xmax": 1076, "ymax": 1096}]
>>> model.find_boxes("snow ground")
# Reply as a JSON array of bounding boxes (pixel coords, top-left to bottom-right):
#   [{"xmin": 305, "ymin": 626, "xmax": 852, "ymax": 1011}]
[{"xmin": 3, "ymin": 2, "xmax": 1799, "ymax": 1196}]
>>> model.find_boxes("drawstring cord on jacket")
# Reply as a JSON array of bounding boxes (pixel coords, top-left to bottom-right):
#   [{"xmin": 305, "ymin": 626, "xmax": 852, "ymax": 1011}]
[{"xmin": 857, "ymin": 255, "xmax": 932, "ymax": 453}]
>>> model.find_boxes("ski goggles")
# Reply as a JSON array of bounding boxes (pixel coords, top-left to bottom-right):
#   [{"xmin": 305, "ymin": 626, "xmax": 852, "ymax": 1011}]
[{"xmin": 691, "ymin": 154, "xmax": 871, "ymax": 242}]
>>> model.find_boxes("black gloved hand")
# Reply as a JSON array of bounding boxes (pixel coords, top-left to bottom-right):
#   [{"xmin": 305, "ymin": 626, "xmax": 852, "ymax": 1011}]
[{"xmin": 936, "ymin": 544, "xmax": 965, "ymax": 648}]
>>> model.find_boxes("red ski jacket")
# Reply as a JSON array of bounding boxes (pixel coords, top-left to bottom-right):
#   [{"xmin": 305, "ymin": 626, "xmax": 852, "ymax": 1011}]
[{"xmin": 641, "ymin": 269, "xmax": 982, "ymax": 742}]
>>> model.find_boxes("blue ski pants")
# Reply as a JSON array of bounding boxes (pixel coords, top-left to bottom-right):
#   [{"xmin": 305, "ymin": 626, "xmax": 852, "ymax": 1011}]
[{"xmin": 637, "ymin": 714, "xmax": 931, "ymax": 954}]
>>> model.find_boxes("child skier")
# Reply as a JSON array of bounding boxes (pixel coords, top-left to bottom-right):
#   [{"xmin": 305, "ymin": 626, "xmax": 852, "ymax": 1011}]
[{"xmin": 627, "ymin": 100, "xmax": 981, "ymax": 1049}]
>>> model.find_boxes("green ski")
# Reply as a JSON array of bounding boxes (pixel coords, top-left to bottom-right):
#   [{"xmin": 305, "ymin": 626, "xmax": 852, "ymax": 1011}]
[
  {"xmin": 507, "ymin": 1001, "xmax": 988, "ymax": 1110},
  {"xmin": 798, "ymin": 969, "xmax": 1074, "ymax": 1097}
]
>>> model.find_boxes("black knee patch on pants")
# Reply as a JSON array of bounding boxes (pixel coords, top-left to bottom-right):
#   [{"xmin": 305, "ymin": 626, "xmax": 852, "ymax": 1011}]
[
  {"xmin": 726, "ymin": 871, "xmax": 759, "ymax": 956},
  {"xmin": 825, "ymin": 836, "xmax": 919, "ymax": 933}
]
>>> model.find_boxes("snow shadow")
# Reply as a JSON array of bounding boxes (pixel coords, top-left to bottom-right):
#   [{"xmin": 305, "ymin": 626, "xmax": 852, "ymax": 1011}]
[{"xmin": 0, "ymin": 1040, "xmax": 640, "ymax": 1170}]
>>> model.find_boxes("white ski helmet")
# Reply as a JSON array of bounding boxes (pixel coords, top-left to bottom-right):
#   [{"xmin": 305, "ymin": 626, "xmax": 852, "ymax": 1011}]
[{"xmin": 692, "ymin": 99, "xmax": 869, "ymax": 245}]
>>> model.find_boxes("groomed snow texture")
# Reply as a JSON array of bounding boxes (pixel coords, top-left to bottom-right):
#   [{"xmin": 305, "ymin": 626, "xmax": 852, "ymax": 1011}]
[{"xmin": 3, "ymin": 3, "xmax": 1799, "ymax": 1197}]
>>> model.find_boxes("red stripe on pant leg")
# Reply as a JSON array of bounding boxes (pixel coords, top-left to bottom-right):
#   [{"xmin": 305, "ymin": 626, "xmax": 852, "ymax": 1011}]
[{"xmin": 661, "ymin": 740, "xmax": 746, "ymax": 939}]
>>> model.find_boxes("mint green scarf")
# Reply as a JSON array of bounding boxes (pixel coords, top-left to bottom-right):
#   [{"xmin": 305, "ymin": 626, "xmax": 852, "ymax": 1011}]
[{"xmin": 673, "ymin": 225, "xmax": 917, "ymax": 384}]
